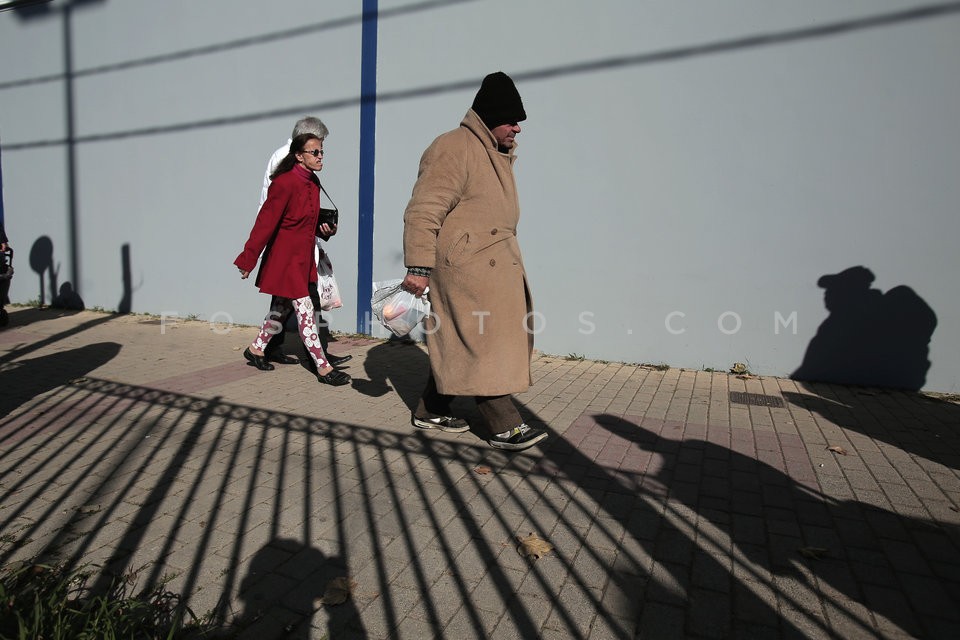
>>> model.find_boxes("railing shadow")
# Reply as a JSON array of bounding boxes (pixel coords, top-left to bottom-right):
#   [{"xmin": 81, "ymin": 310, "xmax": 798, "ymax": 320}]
[
  {"xmin": 3, "ymin": 365, "xmax": 958, "ymax": 636},
  {"xmin": 1, "ymin": 376, "xmax": 625, "ymax": 638}
]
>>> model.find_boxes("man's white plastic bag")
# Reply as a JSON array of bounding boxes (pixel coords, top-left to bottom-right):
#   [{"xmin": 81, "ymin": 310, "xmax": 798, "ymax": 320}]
[{"xmin": 371, "ymin": 280, "xmax": 430, "ymax": 337}]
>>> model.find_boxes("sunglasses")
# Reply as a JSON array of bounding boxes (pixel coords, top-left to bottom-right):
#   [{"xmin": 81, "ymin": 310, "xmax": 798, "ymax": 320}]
[{"xmin": 301, "ymin": 149, "xmax": 323, "ymax": 158}]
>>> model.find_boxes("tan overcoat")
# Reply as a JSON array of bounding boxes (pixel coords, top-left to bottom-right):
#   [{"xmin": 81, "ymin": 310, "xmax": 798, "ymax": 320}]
[{"xmin": 403, "ymin": 109, "xmax": 534, "ymax": 396}]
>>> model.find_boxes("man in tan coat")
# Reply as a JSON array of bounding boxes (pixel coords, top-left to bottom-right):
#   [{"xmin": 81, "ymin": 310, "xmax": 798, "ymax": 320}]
[{"xmin": 401, "ymin": 71, "xmax": 547, "ymax": 452}]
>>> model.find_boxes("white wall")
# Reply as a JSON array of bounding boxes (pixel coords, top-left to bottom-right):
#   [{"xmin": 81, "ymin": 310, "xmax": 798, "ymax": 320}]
[
  {"xmin": 3, "ymin": 0, "xmax": 958, "ymax": 391},
  {"xmin": 2, "ymin": 0, "xmax": 365, "ymax": 329}
]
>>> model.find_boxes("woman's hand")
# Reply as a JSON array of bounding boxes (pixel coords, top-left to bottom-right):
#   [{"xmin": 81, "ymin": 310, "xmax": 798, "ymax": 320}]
[
  {"xmin": 401, "ymin": 273, "xmax": 429, "ymax": 298},
  {"xmin": 318, "ymin": 222, "xmax": 337, "ymax": 240}
]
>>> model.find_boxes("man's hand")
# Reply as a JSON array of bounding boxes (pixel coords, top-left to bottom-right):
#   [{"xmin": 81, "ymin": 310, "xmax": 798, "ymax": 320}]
[
  {"xmin": 0, "ymin": 243, "xmax": 7, "ymax": 252},
  {"xmin": 401, "ymin": 273, "xmax": 429, "ymax": 298},
  {"xmin": 239, "ymin": 268, "xmax": 250, "ymax": 279}
]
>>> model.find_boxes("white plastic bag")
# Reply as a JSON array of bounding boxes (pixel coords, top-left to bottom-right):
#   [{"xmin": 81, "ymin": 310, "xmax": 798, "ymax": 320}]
[
  {"xmin": 317, "ymin": 253, "xmax": 342, "ymax": 310},
  {"xmin": 371, "ymin": 280, "xmax": 430, "ymax": 337}
]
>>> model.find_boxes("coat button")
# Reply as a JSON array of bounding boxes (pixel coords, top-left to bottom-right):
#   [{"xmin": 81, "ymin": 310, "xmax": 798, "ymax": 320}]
[
  {"xmin": 491, "ymin": 228, "xmax": 498, "ymax": 235},
  {"xmin": 489, "ymin": 259, "xmax": 496, "ymax": 267}
]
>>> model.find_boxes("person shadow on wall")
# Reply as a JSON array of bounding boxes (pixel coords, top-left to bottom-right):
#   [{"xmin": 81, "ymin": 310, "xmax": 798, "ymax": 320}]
[
  {"xmin": 28, "ymin": 236, "xmax": 84, "ymax": 310},
  {"xmin": 28, "ymin": 236, "xmax": 57, "ymax": 307},
  {"xmin": 227, "ymin": 538, "xmax": 366, "ymax": 639},
  {"xmin": 792, "ymin": 266, "xmax": 937, "ymax": 391},
  {"xmin": 117, "ymin": 242, "xmax": 136, "ymax": 314}
]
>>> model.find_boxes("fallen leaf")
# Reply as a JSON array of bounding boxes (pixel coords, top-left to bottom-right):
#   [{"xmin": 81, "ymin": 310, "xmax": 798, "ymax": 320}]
[
  {"xmin": 516, "ymin": 532, "xmax": 553, "ymax": 560},
  {"xmin": 826, "ymin": 445, "xmax": 849, "ymax": 456},
  {"xmin": 474, "ymin": 465, "xmax": 492, "ymax": 475},
  {"xmin": 798, "ymin": 546, "xmax": 829, "ymax": 560},
  {"xmin": 736, "ymin": 374, "xmax": 755, "ymax": 380},
  {"xmin": 316, "ymin": 576, "xmax": 356, "ymax": 606}
]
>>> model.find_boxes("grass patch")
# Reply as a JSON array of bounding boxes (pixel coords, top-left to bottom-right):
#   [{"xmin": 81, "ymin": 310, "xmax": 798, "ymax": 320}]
[
  {"xmin": 643, "ymin": 362, "xmax": 670, "ymax": 371},
  {"xmin": 923, "ymin": 391, "xmax": 960, "ymax": 404},
  {"xmin": 0, "ymin": 560, "xmax": 213, "ymax": 640}
]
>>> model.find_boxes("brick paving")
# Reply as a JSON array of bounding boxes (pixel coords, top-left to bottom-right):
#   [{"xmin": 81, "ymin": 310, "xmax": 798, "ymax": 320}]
[{"xmin": 1, "ymin": 306, "xmax": 959, "ymax": 639}]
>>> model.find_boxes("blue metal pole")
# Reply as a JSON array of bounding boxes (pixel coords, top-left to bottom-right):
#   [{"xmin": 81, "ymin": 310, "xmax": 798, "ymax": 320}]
[
  {"xmin": 0, "ymin": 138, "xmax": 5, "ymax": 228},
  {"xmin": 356, "ymin": 0, "xmax": 378, "ymax": 334}
]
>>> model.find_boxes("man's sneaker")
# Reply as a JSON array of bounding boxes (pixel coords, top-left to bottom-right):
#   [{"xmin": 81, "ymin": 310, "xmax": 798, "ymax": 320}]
[
  {"xmin": 488, "ymin": 423, "xmax": 548, "ymax": 451},
  {"xmin": 411, "ymin": 414, "xmax": 471, "ymax": 433}
]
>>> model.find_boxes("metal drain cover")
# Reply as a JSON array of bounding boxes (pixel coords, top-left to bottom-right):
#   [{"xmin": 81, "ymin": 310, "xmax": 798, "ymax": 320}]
[{"xmin": 729, "ymin": 391, "xmax": 785, "ymax": 408}]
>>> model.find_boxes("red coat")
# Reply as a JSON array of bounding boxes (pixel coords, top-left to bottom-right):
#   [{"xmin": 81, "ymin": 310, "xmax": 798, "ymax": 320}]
[{"xmin": 235, "ymin": 164, "xmax": 320, "ymax": 299}]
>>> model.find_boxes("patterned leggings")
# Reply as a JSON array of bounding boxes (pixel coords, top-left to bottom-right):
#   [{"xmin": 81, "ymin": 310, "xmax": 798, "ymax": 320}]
[{"xmin": 250, "ymin": 295, "xmax": 329, "ymax": 370}]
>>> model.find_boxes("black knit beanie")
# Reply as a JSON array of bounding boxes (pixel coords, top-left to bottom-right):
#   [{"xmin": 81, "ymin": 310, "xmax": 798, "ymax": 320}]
[{"xmin": 471, "ymin": 71, "xmax": 526, "ymax": 129}]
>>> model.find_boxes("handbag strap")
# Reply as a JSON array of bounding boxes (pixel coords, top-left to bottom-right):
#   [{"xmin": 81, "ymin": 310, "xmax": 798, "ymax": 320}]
[{"xmin": 319, "ymin": 183, "xmax": 338, "ymax": 212}]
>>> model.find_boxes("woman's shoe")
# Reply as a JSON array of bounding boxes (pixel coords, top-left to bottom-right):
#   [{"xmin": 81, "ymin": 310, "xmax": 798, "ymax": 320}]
[
  {"xmin": 266, "ymin": 351, "xmax": 300, "ymax": 365},
  {"xmin": 243, "ymin": 347, "xmax": 275, "ymax": 371},
  {"xmin": 317, "ymin": 369, "xmax": 351, "ymax": 386},
  {"xmin": 327, "ymin": 353, "xmax": 353, "ymax": 368}
]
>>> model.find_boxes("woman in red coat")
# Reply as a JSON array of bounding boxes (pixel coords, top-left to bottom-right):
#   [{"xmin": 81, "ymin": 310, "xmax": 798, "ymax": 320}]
[{"xmin": 234, "ymin": 133, "xmax": 350, "ymax": 386}]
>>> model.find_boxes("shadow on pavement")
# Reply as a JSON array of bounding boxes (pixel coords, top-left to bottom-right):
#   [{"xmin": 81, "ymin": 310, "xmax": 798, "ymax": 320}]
[
  {"xmin": 0, "ymin": 306, "xmax": 85, "ymax": 329},
  {"xmin": 0, "ymin": 308, "xmax": 116, "ymax": 366},
  {"xmin": 227, "ymin": 538, "xmax": 362, "ymax": 639},
  {"xmin": 0, "ymin": 341, "xmax": 121, "ymax": 418},
  {"xmin": 584, "ymin": 413, "xmax": 960, "ymax": 638},
  {"xmin": 534, "ymin": 413, "xmax": 817, "ymax": 638},
  {"xmin": 353, "ymin": 340, "xmax": 421, "ymax": 404},
  {"xmin": 354, "ymin": 340, "xmax": 481, "ymax": 430},
  {"xmin": 784, "ymin": 383, "xmax": 960, "ymax": 471}
]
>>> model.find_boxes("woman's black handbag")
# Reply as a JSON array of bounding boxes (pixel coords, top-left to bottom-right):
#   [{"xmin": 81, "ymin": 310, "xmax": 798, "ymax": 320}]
[{"xmin": 318, "ymin": 183, "xmax": 339, "ymax": 228}]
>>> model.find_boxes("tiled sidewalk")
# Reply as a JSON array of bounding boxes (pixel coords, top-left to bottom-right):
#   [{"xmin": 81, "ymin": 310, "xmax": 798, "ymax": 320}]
[{"xmin": 1, "ymin": 307, "xmax": 959, "ymax": 639}]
